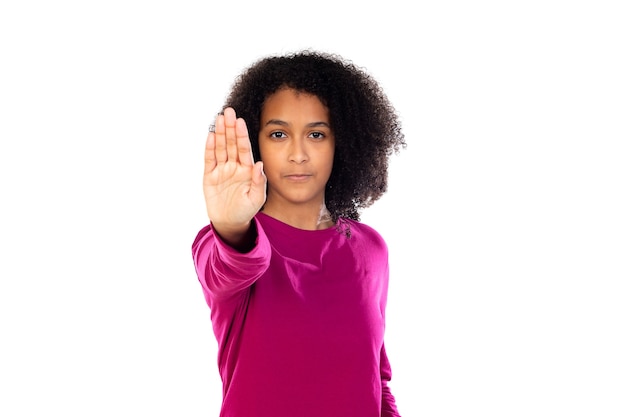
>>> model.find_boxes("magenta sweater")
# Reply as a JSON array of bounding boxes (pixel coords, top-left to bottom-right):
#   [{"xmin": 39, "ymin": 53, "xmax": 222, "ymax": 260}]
[{"xmin": 192, "ymin": 212, "xmax": 401, "ymax": 417}]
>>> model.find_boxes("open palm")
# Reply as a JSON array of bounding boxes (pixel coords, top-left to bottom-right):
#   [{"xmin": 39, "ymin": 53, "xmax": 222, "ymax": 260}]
[{"xmin": 203, "ymin": 107, "xmax": 266, "ymax": 227}]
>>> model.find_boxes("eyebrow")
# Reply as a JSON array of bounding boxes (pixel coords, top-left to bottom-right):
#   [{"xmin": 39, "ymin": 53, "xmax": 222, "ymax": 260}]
[{"xmin": 264, "ymin": 119, "xmax": 331, "ymax": 128}]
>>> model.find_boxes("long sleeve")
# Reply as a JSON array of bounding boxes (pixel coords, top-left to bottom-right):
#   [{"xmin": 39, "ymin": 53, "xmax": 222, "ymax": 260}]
[
  {"xmin": 192, "ymin": 218, "xmax": 271, "ymax": 301},
  {"xmin": 381, "ymin": 343, "xmax": 401, "ymax": 417}
]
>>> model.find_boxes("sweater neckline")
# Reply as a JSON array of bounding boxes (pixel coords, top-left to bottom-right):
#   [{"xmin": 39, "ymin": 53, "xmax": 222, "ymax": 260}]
[{"xmin": 256, "ymin": 212, "xmax": 342, "ymax": 236}]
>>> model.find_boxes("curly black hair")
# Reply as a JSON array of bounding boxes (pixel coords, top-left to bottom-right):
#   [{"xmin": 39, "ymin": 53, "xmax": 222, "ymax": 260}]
[{"xmin": 222, "ymin": 50, "xmax": 406, "ymax": 222}]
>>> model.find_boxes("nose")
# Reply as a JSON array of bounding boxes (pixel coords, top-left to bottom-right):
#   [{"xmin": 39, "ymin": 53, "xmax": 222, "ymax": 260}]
[{"xmin": 288, "ymin": 138, "xmax": 309, "ymax": 164}]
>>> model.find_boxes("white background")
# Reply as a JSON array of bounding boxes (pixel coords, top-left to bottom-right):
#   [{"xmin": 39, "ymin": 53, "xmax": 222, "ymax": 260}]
[{"xmin": 1, "ymin": 0, "xmax": 625, "ymax": 416}]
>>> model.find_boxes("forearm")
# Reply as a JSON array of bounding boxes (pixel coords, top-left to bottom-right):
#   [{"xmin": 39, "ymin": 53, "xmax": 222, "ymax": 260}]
[
  {"xmin": 211, "ymin": 219, "xmax": 258, "ymax": 253},
  {"xmin": 192, "ymin": 218, "xmax": 271, "ymax": 298},
  {"xmin": 381, "ymin": 382, "xmax": 401, "ymax": 417}
]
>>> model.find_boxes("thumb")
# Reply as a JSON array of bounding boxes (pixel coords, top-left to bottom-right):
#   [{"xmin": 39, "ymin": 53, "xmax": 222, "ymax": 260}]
[
  {"xmin": 253, "ymin": 161, "xmax": 265, "ymax": 185},
  {"xmin": 250, "ymin": 161, "xmax": 267, "ymax": 208}
]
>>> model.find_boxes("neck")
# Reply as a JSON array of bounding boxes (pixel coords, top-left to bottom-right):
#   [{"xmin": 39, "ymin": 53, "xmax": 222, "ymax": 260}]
[{"xmin": 262, "ymin": 203, "xmax": 334, "ymax": 231}]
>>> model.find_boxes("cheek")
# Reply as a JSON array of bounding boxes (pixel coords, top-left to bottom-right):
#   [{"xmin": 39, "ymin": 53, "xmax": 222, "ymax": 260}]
[
  {"xmin": 258, "ymin": 146, "xmax": 279, "ymax": 177},
  {"xmin": 258, "ymin": 142, "xmax": 273, "ymax": 165},
  {"xmin": 324, "ymin": 147, "xmax": 335, "ymax": 172},
  {"xmin": 258, "ymin": 138, "xmax": 266, "ymax": 160}
]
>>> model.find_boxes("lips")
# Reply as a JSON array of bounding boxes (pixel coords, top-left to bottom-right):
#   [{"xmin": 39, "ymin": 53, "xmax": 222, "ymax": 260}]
[{"xmin": 284, "ymin": 173, "xmax": 312, "ymax": 181}]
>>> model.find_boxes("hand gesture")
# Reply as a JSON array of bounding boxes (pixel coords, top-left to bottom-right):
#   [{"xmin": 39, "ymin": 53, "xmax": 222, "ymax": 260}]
[{"xmin": 203, "ymin": 107, "xmax": 266, "ymax": 240}]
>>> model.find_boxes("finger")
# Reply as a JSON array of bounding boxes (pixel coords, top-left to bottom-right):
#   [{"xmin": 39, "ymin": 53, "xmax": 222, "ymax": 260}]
[
  {"xmin": 223, "ymin": 107, "xmax": 238, "ymax": 162},
  {"xmin": 214, "ymin": 113, "xmax": 227, "ymax": 163},
  {"xmin": 204, "ymin": 131, "xmax": 217, "ymax": 174},
  {"xmin": 236, "ymin": 117, "xmax": 254, "ymax": 167}
]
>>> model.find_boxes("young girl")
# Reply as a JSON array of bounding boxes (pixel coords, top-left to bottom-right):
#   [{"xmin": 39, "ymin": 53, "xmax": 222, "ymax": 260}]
[{"xmin": 192, "ymin": 50, "xmax": 406, "ymax": 417}]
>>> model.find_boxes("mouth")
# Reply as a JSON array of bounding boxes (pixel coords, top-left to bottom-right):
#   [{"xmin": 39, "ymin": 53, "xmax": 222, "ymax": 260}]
[{"xmin": 284, "ymin": 173, "xmax": 312, "ymax": 181}]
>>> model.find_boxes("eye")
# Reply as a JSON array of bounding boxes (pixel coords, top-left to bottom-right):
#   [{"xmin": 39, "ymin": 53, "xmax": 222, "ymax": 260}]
[
  {"xmin": 269, "ymin": 131, "xmax": 287, "ymax": 140},
  {"xmin": 309, "ymin": 131, "xmax": 325, "ymax": 140}
]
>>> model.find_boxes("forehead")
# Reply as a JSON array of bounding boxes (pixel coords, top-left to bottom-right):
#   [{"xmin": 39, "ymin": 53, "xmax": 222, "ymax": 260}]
[{"xmin": 261, "ymin": 88, "xmax": 329, "ymax": 120}]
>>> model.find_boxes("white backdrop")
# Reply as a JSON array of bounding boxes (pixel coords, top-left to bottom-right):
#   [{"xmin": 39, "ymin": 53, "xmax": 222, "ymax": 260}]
[{"xmin": 1, "ymin": 1, "xmax": 625, "ymax": 416}]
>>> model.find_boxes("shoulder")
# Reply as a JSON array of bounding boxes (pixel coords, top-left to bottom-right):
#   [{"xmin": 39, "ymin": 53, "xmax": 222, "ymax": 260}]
[{"xmin": 341, "ymin": 219, "xmax": 388, "ymax": 252}]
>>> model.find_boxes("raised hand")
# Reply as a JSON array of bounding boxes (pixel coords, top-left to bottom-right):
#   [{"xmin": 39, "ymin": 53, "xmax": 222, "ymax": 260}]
[{"xmin": 203, "ymin": 107, "xmax": 266, "ymax": 246}]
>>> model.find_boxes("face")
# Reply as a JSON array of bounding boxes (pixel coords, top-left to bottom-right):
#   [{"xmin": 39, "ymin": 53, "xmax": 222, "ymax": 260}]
[{"xmin": 258, "ymin": 88, "xmax": 335, "ymax": 212}]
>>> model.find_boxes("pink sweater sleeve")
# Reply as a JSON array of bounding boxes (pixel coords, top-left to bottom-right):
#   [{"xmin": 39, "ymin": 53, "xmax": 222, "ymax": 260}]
[
  {"xmin": 191, "ymin": 218, "xmax": 272, "ymax": 300},
  {"xmin": 381, "ymin": 343, "xmax": 401, "ymax": 417}
]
